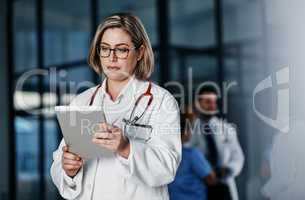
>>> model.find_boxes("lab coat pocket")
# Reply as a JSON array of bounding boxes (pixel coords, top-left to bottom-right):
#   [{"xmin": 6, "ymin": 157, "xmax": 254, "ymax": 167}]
[{"xmin": 123, "ymin": 123, "xmax": 153, "ymax": 142}]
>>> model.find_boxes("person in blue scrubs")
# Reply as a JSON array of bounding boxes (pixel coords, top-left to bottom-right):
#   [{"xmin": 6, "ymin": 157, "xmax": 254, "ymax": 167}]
[{"xmin": 169, "ymin": 114, "xmax": 216, "ymax": 200}]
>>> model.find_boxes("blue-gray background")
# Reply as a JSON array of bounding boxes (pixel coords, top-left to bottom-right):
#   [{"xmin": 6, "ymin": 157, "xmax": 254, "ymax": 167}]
[{"xmin": 0, "ymin": 0, "xmax": 300, "ymax": 199}]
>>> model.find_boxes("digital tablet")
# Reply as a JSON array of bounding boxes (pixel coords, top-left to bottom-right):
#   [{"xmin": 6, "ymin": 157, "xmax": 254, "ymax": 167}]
[{"xmin": 55, "ymin": 106, "xmax": 113, "ymax": 159}]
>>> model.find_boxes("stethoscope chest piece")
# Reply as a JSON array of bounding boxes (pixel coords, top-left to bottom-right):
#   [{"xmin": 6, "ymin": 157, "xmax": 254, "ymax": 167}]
[{"xmin": 89, "ymin": 81, "xmax": 154, "ymax": 142}]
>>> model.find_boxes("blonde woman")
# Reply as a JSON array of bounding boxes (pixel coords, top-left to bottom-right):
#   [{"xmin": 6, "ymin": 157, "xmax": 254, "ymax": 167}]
[{"xmin": 50, "ymin": 13, "xmax": 181, "ymax": 200}]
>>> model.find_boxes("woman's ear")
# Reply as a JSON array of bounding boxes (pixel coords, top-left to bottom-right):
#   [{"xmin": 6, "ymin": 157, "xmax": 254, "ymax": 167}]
[{"xmin": 137, "ymin": 45, "xmax": 145, "ymax": 61}]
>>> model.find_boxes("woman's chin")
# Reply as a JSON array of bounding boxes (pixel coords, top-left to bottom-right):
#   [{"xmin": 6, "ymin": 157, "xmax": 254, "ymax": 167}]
[{"xmin": 104, "ymin": 71, "xmax": 130, "ymax": 81}]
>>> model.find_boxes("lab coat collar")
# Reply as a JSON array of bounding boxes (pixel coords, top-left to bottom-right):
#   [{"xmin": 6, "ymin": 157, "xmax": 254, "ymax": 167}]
[
  {"xmin": 209, "ymin": 116, "xmax": 220, "ymax": 126},
  {"xmin": 199, "ymin": 116, "xmax": 219, "ymax": 125},
  {"xmin": 100, "ymin": 75, "xmax": 137, "ymax": 102},
  {"xmin": 199, "ymin": 116, "xmax": 220, "ymax": 133}
]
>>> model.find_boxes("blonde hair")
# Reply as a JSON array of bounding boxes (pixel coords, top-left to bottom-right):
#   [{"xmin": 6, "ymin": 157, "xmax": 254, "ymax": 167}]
[{"xmin": 87, "ymin": 12, "xmax": 154, "ymax": 80}]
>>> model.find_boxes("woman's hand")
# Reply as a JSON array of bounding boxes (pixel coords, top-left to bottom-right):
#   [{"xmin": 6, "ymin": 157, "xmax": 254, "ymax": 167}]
[
  {"xmin": 92, "ymin": 122, "xmax": 130, "ymax": 158},
  {"xmin": 61, "ymin": 146, "xmax": 83, "ymax": 178}
]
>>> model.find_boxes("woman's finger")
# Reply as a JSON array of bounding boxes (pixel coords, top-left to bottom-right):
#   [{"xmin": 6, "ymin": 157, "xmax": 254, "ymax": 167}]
[
  {"xmin": 111, "ymin": 128, "xmax": 125, "ymax": 140},
  {"xmin": 62, "ymin": 145, "xmax": 69, "ymax": 152},
  {"xmin": 63, "ymin": 152, "xmax": 81, "ymax": 161},
  {"xmin": 63, "ymin": 164, "xmax": 82, "ymax": 170},
  {"xmin": 63, "ymin": 159, "xmax": 82, "ymax": 166},
  {"xmin": 98, "ymin": 122, "xmax": 113, "ymax": 132},
  {"xmin": 111, "ymin": 127, "xmax": 121, "ymax": 135},
  {"xmin": 62, "ymin": 146, "xmax": 82, "ymax": 158},
  {"xmin": 94, "ymin": 131, "xmax": 114, "ymax": 139}
]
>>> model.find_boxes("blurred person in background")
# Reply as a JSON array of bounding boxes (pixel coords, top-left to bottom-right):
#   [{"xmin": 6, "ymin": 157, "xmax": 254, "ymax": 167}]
[
  {"xmin": 168, "ymin": 113, "xmax": 216, "ymax": 200},
  {"xmin": 189, "ymin": 85, "xmax": 244, "ymax": 200}
]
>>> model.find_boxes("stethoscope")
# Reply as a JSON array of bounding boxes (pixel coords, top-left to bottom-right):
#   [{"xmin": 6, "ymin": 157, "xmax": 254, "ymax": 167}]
[{"xmin": 89, "ymin": 81, "xmax": 153, "ymax": 126}]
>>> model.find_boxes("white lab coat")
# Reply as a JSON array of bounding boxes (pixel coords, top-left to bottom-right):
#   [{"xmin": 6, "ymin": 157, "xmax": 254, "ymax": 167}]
[
  {"xmin": 189, "ymin": 117, "xmax": 244, "ymax": 200},
  {"xmin": 50, "ymin": 77, "xmax": 182, "ymax": 200}
]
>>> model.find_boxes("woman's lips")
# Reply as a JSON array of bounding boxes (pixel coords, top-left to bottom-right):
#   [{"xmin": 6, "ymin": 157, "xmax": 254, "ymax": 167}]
[{"xmin": 107, "ymin": 66, "xmax": 120, "ymax": 71}]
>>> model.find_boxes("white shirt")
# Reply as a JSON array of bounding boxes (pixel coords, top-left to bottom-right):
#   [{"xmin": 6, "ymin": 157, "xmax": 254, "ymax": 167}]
[{"xmin": 50, "ymin": 76, "xmax": 182, "ymax": 200}]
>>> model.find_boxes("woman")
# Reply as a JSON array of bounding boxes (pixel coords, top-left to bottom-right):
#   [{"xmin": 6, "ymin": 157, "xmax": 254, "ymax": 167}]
[{"xmin": 50, "ymin": 12, "xmax": 181, "ymax": 200}]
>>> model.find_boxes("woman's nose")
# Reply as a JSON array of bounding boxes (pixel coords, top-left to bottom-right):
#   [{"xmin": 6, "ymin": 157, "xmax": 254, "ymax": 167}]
[{"xmin": 109, "ymin": 50, "xmax": 118, "ymax": 62}]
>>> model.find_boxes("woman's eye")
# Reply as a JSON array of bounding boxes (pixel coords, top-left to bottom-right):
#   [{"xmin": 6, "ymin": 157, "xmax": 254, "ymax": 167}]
[
  {"xmin": 117, "ymin": 48, "xmax": 128, "ymax": 53},
  {"xmin": 101, "ymin": 47, "xmax": 109, "ymax": 52}
]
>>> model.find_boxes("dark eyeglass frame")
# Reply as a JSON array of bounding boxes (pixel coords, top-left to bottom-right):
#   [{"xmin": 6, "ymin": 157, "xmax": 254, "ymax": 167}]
[{"xmin": 97, "ymin": 45, "xmax": 138, "ymax": 59}]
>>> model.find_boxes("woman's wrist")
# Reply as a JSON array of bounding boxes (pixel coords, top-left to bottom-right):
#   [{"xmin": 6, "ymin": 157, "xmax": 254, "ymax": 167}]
[{"xmin": 118, "ymin": 140, "xmax": 130, "ymax": 158}]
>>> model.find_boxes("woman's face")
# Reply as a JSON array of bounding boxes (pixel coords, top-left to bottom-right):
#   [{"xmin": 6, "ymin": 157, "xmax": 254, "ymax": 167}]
[{"xmin": 99, "ymin": 28, "xmax": 142, "ymax": 81}]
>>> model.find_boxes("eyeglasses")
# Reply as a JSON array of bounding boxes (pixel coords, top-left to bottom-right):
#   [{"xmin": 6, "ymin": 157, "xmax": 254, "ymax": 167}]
[{"xmin": 97, "ymin": 46, "xmax": 137, "ymax": 59}]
